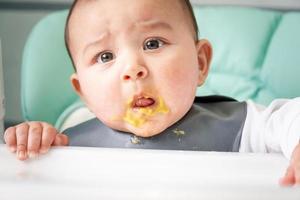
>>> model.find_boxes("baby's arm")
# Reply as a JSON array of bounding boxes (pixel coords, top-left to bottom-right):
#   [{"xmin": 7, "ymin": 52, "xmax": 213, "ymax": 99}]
[
  {"xmin": 280, "ymin": 142, "xmax": 300, "ymax": 185},
  {"xmin": 3, "ymin": 121, "xmax": 68, "ymax": 160},
  {"xmin": 240, "ymin": 97, "xmax": 300, "ymax": 185}
]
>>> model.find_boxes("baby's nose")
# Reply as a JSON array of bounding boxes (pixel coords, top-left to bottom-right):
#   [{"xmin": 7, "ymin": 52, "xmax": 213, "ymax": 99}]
[{"xmin": 122, "ymin": 66, "xmax": 148, "ymax": 81}]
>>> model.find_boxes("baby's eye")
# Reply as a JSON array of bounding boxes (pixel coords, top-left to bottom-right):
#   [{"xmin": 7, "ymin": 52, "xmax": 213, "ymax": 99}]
[
  {"xmin": 143, "ymin": 38, "xmax": 165, "ymax": 50},
  {"xmin": 96, "ymin": 51, "xmax": 114, "ymax": 63}
]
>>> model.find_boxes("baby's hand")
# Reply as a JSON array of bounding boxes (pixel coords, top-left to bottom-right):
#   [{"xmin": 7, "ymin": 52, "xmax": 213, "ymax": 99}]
[
  {"xmin": 3, "ymin": 122, "xmax": 68, "ymax": 160},
  {"xmin": 280, "ymin": 142, "xmax": 300, "ymax": 186}
]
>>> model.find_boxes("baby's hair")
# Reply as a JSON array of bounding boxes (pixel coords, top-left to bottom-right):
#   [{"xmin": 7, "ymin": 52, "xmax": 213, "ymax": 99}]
[{"xmin": 64, "ymin": 0, "xmax": 199, "ymax": 70}]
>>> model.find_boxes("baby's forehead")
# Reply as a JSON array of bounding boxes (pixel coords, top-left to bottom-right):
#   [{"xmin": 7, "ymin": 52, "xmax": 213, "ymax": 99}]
[
  {"xmin": 72, "ymin": 0, "xmax": 187, "ymax": 22},
  {"xmin": 69, "ymin": 0, "xmax": 189, "ymax": 37},
  {"xmin": 66, "ymin": 0, "xmax": 197, "ymax": 60}
]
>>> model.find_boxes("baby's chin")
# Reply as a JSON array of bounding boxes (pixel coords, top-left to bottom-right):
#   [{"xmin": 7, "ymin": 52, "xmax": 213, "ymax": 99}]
[
  {"xmin": 105, "ymin": 119, "xmax": 172, "ymax": 138},
  {"xmin": 126, "ymin": 123, "xmax": 169, "ymax": 137}
]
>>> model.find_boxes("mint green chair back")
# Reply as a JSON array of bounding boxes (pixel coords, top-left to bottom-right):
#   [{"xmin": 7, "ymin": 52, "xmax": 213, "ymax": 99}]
[
  {"xmin": 21, "ymin": 7, "xmax": 300, "ymax": 126},
  {"xmin": 21, "ymin": 10, "xmax": 77, "ymax": 126},
  {"xmin": 195, "ymin": 7, "xmax": 300, "ymax": 104}
]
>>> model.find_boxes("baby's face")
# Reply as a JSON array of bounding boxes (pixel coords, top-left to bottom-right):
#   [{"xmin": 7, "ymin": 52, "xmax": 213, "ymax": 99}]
[{"xmin": 69, "ymin": 0, "xmax": 211, "ymax": 137}]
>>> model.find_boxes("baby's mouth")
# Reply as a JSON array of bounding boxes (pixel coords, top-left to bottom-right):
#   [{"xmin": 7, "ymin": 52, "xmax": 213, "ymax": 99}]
[
  {"xmin": 132, "ymin": 96, "xmax": 156, "ymax": 108},
  {"xmin": 122, "ymin": 95, "xmax": 169, "ymax": 127}
]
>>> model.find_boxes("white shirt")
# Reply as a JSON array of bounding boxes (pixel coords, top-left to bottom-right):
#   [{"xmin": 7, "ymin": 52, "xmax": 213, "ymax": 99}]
[{"xmin": 240, "ymin": 97, "xmax": 300, "ymax": 159}]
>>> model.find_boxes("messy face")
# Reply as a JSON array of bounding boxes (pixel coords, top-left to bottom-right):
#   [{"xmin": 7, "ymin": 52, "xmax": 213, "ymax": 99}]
[{"xmin": 69, "ymin": 0, "xmax": 211, "ymax": 137}]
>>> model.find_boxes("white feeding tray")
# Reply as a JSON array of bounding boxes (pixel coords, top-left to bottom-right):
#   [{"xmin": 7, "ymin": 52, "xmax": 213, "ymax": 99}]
[{"xmin": 0, "ymin": 144, "xmax": 299, "ymax": 200}]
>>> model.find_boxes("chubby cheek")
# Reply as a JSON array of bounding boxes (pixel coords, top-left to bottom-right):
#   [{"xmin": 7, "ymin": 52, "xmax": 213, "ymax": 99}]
[
  {"xmin": 77, "ymin": 70, "xmax": 123, "ymax": 121},
  {"xmin": 154, "ymin": 51, "xmax": 199, "ymax": 114}
]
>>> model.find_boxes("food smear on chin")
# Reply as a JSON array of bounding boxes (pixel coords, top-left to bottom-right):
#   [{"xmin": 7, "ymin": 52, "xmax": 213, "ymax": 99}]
[{"xmin": 123, "ymin": 96, "xmax": 169, "ymax": 127}]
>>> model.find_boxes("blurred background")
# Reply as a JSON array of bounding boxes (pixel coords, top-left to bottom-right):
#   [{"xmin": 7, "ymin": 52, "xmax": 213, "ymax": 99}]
[
  {"xmin": 0, "ymin": 0, "xmax": 300, "ymax": 131},
  {"xmin": 0, "ymin": 0, "xmax": 72, "ymax": 129}
]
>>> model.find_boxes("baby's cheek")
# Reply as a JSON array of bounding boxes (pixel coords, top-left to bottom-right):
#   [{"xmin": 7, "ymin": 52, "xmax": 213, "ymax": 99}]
[
  {"xmin": 81, "ymin": 82, "xmax": 116, "ymax": 114},
  {"xmin": 160, "ymin": 68, "xmax": 197, "ymax": 112},
  {"xmin": 163, "ymin": 66, "xmax": 197, "ymax": 92}
]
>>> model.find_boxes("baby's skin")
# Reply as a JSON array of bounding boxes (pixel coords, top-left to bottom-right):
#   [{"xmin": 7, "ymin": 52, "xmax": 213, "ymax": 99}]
[
  {"xmin": 3, "ymin": 0, "xmax": 300, "ymax": 186},
  {"xmin": 4, "ymin": 122, "xmax": 68, "ymax": 159}
]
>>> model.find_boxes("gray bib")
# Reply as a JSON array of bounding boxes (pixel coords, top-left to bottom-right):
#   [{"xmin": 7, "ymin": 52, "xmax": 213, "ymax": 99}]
[{"xmin": 64, "ymin": 96, "xmax": 247, "ymax": 152}]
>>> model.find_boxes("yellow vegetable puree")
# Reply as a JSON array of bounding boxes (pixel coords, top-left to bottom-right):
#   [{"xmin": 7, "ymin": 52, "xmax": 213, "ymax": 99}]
[{"xmin": 123, "ymin": 96, "xmax": 169, "ymax": 127}]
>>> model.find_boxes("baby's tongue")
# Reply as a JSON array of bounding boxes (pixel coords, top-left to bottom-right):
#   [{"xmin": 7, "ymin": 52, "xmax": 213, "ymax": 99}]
[{"xmin": 134, "ymin": 98, "xmax": 155, "ymax": 107}]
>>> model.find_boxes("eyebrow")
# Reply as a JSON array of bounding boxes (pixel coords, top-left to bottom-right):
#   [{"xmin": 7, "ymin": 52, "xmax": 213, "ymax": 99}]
[
  {"xmin": 136, "ymin": 20, "xmax": 173, "ymax": 31},
  {"xmin": 83, "ymin": 21, "xmax": 173, "ymax": 55},
  {"xmin": 138, "ymin": 20, "xmax": 172, "ymax": 30},
  {"xmin": 83, "ymin": 32, "xmax": 110, "ymax": 56}
]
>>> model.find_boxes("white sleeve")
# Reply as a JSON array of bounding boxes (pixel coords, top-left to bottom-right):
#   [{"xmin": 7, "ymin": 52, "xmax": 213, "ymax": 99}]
[{"xmin": 239, "ymin": 97, "xmax": 300, "ymax": 159}]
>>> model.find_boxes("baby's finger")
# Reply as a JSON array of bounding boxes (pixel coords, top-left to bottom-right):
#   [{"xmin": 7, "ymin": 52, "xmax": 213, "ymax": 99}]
[
  {"xmin": 4, "ymin": 127, "xmax": 17, "ymax": 152},
  {"xmin": 53, "ymin": 134, "xmax": 69, "ymax": 146},
  {"xmin": 27, "ymin": 122, "xmax": 42, "ymax": 158},
  {"xmin": 39, "ymin": 123, "xmax": 57, "ymax": 154},
  {"xmin": 295, "ymin": 163, "xmax": 300, "ymax": 184},
  {"xmin": 279, "ymin": 165, "xmax": 295, "ymax": 186},
  {"xmin": 16, "ymin": 123, "xmax": 29, "ymax": 160}
]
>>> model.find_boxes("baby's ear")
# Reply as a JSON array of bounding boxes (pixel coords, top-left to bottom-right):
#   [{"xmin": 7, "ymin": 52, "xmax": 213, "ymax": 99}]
[
  {"xmin": 196, "ymin": 39, "xmax": 213, "ymax": 86},
  {"xmin": 70, "ymin": 73, "xmax": 83, "ymax": 97}
]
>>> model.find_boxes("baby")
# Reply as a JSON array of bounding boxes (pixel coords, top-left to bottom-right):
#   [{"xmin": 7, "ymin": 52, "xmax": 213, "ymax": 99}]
[{"xmin": 3, "ymin": 0, "xmax": 300, "ymax": 186}]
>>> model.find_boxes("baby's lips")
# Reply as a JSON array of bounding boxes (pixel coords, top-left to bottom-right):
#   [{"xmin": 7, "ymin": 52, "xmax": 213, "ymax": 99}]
[{"xmin": 134, "ymin": 97, "xmax": 155, "ymax": 108}]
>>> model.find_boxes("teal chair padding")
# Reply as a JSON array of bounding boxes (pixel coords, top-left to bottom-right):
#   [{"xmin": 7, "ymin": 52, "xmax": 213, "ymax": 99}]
[
  {"xmin": 195, "ymin": 7, "xmax": 300, "ymax": 104},
  {"xmin": 21, "ymin": 6, "xmax": 300, "ymax": 127},
  {"xmin": 21, "ymin": 10, "xmax": 77, "ymax": 126}
]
